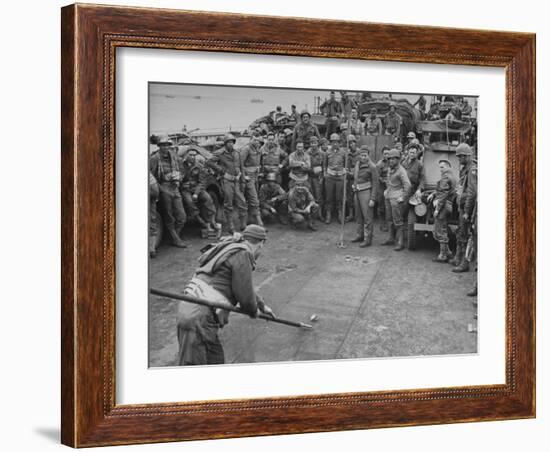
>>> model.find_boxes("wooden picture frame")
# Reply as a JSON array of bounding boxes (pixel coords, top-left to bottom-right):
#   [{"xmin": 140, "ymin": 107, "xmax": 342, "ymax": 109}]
[{"xmin": 61, "ymin": 3, "xmax": 535, "ymax": 447}]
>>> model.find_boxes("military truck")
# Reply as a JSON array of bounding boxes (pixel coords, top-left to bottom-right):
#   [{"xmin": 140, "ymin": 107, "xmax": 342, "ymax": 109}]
[{"xmin": 405, "ymin": 118, "xmax": 473, "ymax": 250}]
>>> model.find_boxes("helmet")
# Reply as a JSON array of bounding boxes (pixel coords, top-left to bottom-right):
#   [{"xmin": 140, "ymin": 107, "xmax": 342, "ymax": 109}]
[
  {"xmin": 330, "ymin": 133, "xmax": 340, "ymax": 142},
  {"xmin": 223, "ymin": 133, "xmax": 236, "ymax": 144},
  {"xmin": 300, "ymin": 109, "xmax": 311, "ymax": 118},
  {"xmin": 265, "ymin": 172, "xmax": 277, "ymax": 182},
  {"xmin": 157, "ymin": 135, "xmax": 172, "ymax": 146},
  {"xmin": 347, "ymin": 134, "xmax": 357, "ymax": 142},
  {"xmin": 309, "ymin": 135, "xmax": 319, "ymax": 143},
  {"xmin": 243, "ymin": 224, "xmax": 268, "ymax": 241},
  {"xmin": 411, "ymin": 138, "xmax": 420, "ymax": 145},
  {"xmin": 359, "ymin": 145, "xmax": 370, "ymax": 154},
  {"xmin": 284, "ymin": 128, "xmax": 293, "ymax": 136},
  {"xmin": 387, "ymin": 149, "xmax": 401, "ymax": 159},
  {"xmin": 407, "ymin": 132, "xmax": 416, "ymax": 139},
  {"xmin": 456, "ymin": 143, "xmax": 473, "ymax": 156},
  {"xmin": 414, "ymin": 203, "xmax": 428, "ymax": 217}
]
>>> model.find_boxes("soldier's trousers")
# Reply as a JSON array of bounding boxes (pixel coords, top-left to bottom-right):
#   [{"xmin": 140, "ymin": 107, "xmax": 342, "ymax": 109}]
[
  {"xmin": 181, "ymin": 190, "xmax": 215, "ymax": 220},
  {"xmin": 325, "ymin": 176, "xmax": 344, "ymax": 213},
  {"xmin": 222, "ymin": 180, "xmax": 247, "ymax": 221},
  {"xmin": 456, "ymin": 204, "xmax": 472, "ymax": 245},
  {"xmin": 355, "ymin": 189, "xmax": 374, "ymax": 238},
  {"xmin": 325, "ymin": 119, "xmax": 339, "ymax": 137},
  {"xmin": 310, "ymin": 176, "xmax": 324, "ymax": 208},
  {"xmin": 149, "ymin": 195, "xmax": 158, "ymax": 237},
  {"xmin": 290, "ymin": 206, "xmax": 318, "ymax": 225},
  {"xmin": 385, "ymin": 197, "xmax": 405, "ymax": 227},
  {"xmin": 433, "ymin": 209, "xmax": 450, "ymax": 243},
  {"xmin": 242, "ymin": 177, "xmax": 260, "ymax": 215},
  {"xmin": 159, "ymin": 187, "xmax": 187, "ymax": 231},
  {"xmin": 376, "ymin": 186, "xmax": 386, "ymax": 219}
]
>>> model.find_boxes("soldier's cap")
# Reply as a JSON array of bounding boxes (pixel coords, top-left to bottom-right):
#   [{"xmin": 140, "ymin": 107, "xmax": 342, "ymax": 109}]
[
  {"xmin": 438, "ymin": 159, "xmax": 452, "ymax": 167},
  {"xmin": 309, "ymin": 136, "xmax": 319, "ymax": 143},
  {"xmin": 455, "ymin": 142, "xmax": 473, "ymax": 156},
  {"xmin": 223, "ymin": 133, "xmax": 236, "ymax": 144},
  {"xmin": 300, "ymin": 109, "xmax": 311, "ymax": 118},
  {"xmin": 157, "ymin": 135, "xmax": 172, "ymax": 145},
  {"xmin": 320, "ymin": 137, "xmax": 328, "ymax": 144},
  {"xmin": 284, "ymin": 128, "xmax": 293, "ymax": 136},
  {"xmin": 387, "ymin": 149, "xmax": 401, "ymax": 159},
  {"xmin": 265, "ymin": 172, "xmax": 277, "ymax": 182},
  {"xmin": 407, "ymin": 131, "xmax": 416, "ymax": 139},
  {"xmin": 347, "ymin": 134, "xmax": 357, "ymax": 142},
  {"xmin": 243, "ymin": 224, "xmax": 268, "ymax": 242},
  {"xmin": 359, "ymin": 145, "xmax": 371, "ymax": 154},
  {"xmin": 330, "ymin": 133, "xmax": 340, "ymax": 141}
]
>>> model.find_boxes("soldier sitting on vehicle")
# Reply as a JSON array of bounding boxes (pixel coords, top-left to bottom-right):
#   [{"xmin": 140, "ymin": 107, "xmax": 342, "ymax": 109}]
[
  {"xmin": 288, "ymin": 183, "xmax": 319, "ymax": 231},
  {"xmin": 383, "ymin": 105, "xmax": 402, "ymax": 138},
  {"xmin": 179, "ymin": 149, "xmax": 218, "ymax": 233},
  {"xmin": 364, "ymin": 108, "xmax": 383, "ymax": 136},
  {"xmin": 291, "ymin": 109, "xmax": 321, "ymax": 152},
  {"xmin": 428, "ymin": 159, "xmax": 457, "ymax": 263},
  {"xmin": 259, "ymin": 173, "xmax": 289, "ymax": 224}
]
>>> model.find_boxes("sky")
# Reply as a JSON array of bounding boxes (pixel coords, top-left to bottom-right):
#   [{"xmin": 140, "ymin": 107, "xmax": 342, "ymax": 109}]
[{"xmin": 149, "ymin": 83, "xmax": 476, "ymax": 135}]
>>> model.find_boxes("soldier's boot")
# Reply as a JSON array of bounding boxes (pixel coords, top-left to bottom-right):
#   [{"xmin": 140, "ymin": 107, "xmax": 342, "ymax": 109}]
[
  {"xmin": 149, "ymin": 235, "xmax": 157, "ymax": 258},
  {"xmin": 239, "ymin": 215, "xmax": 248, "ymax": 231},
  {"xmin": 253, "ymin": 213, "xmax": 264, "ymax": 227},
  {"xmin": 394, "ymin": 226, "xmax": 405, "ymax": 251},
  {"xmin": 351, "ymin": 224, "xmax": 364, "ymax": 243},
  {"xmin": 381, "ymin": 224, "xmax": 396, "ymax": 245},
  {"xmin": 445, "ymin": 243, "xmax": 454, "ymax": 260},
  {"xmin": 307, "ymin": 218, "xmax": 318, "ymax": 231},
  {"xmin": 324, "ymin": 210, "xmax": 332, "ymax": 225},
  {"xmin": 452, "ymin": 256, "xmax": 470, "ymax": 273},
  {"xmin": 360, "ymin": 226, "xmax": 372, "ymax": 248},
  {"xmin": 433, "ymin": 243, "xmax": 449, "ymax": 262},
  {"xmin": 317, "ymin": 206, "xmax": 324, "ymax": 221},
  {"xmin": 449, "ymin": 244, "xmax": 464, "ymax": 266},
  {"xmin": 168, "ymin": 227, "xmax": 187, "ymax": 248},
  {"xmin": 467, "ymin": 283, "xmax": 478, "ymax": 297}
]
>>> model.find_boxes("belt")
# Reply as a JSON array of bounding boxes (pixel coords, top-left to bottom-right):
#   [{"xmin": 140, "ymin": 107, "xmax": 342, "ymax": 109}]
[
  {"xmin": 327, "ymin": 168, "xmax": 344, "ymax": 176},
  {"xmin": 264, "ymin": 165, "xmax": 279, "ymax": 171},
  {"xmin": 289, "ymin": 172, "xmax": 308, "ymax": 182},
  {"xmin": 244, "ymin": 166, "xmax": 260, "ymax": 174},
  {"xmin": 312, "ymin": 166, "xmax": 323, "ymax": 175},
  {"xmin": 223, "ymin": 172, "xmax": 240, "ymax": 182},
  {"xmin": 355, "ymin": 182, "xmax": 372, "ymax": 191}
]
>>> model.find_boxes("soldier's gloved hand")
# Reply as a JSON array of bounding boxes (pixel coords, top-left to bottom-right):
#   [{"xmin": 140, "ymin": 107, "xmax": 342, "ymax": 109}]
[{"xmin": 192, "ymin": 194, "xmax": 198, "ymax": 201}]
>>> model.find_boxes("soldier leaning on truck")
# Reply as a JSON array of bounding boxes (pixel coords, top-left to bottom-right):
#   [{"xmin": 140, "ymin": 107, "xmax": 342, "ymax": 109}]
[
  {"xmin": 429, "ymin": 159, "xmax": 457, "ymax": 263},
  {"xmin": 382, "ymin": 148, "xmax": 412, "ymax": 251},
  {"xmin": 206, "ymin": 133, "xmax": 248, "ymax": 234},
  {"xmin": 149, "ymin": 136, "xmax": 187, "ymax": 249},
  {"xmin": 451, "ymin": 143, "xmax": 477, "ymax": 273}
]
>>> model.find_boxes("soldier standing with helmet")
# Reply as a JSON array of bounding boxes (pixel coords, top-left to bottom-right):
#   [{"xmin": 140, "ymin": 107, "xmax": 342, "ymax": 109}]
[
  {"xmin": 323, "ymin": 133, "xmax": 347, "ymax": 224},
  {"xmin": 207, "ymin": 133, "xmax": 248, "ymax": 234},
  {"xmin": 287, "ymin": 140, "xmax": 311, "ymax": 190},
  {"xmin": 376, "ymin": 147, "xmax": 391, "ymax": 231},
  {"xmin": 351, "ymin": 146, "xmax": 379, "ymax": 247},
  {"xmin": 149, "ymin": 136, "xmax": 187, "ymax": 248},
  {"xmin": 382, "ymin": 148, "xmax": 411, "ymax": 251},
  {"xmin": 451, "ymin": 143, "xmax": 477, "ymax": 273},
  {"xmin": 429, "ymin": 159, "xmax": 457, "ymax": 262},
  {"xmin": 240, "ymin": 133, "xmax": 264, "ymax": 226}
]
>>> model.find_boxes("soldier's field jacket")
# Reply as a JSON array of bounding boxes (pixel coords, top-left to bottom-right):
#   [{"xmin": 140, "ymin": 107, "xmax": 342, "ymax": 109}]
[
  {"xmin": 385, "ymin": 164, "xmax": 411, "ymax": 200},
  {"xmin": 457, "ymin": 160, "xmax": 478, "ymax": 215}
]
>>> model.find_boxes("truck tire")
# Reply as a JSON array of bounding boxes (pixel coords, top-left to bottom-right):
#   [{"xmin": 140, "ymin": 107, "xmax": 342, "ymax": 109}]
[{"xmin": 407, "ymin": 209, "xmax": 417, "ymax": 250}]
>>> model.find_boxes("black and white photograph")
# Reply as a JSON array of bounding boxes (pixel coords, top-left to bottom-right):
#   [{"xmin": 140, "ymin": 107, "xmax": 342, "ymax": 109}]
[{"xmin": 148, "ymin": 83, "xmax": 479, "ymax": 367}]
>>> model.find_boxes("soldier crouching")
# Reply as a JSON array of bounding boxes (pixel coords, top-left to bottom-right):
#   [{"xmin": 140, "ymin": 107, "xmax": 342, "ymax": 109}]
[
  {"xmin": 259, "ymin": 173, "xmax": 288, "ymax": 224},
  {"xmin": 288, "ymin": 183, "xmax": 319, "ymax": 231},
  {"xmin": 179, "ymin": 149, "xmax": 218, "ymax": 232}
]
